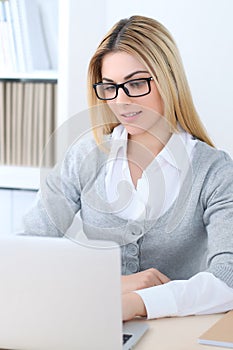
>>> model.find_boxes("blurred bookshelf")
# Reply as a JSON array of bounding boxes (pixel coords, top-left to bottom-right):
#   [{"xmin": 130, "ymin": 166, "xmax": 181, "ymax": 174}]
[
  {"xmin": 0, "ymin": 0, "xmax": 58, "ymax": 235},
  {"xmin": 0, "ymin": 0, "xmax": 106, "ymax": 234},
  {"xmin": 0, "ymin": 0, "xmax": 58, "ymax": 188},
  {"xmin": 0, "ymin": 0, "xmax": 58, "ymax": 75}
]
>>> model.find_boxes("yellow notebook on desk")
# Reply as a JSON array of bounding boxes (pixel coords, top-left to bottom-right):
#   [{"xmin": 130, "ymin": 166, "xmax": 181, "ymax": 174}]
[{"xmin": 198, "ymin": 311, "xmax": 233, "ymax": 348}]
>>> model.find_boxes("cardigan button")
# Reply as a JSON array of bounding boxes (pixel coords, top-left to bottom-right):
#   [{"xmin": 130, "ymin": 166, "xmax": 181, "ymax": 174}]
[
  {"xmin": 127, "ymin": 220, "xmax": 143, "ymax": 236},
  {"xmin": 127, "ymin": 243, "xmax": 139, "ymax": 256},
  {"xmin": 131, "ymin": 227, "xmax": 142, "ymax": 236},
  {"xmin": 127, "ymin": 261, "xmax": 138, "ymax": 273}
]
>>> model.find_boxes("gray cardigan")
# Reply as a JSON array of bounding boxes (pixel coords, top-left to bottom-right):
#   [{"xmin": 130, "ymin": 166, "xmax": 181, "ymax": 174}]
[{"xmin": 23, "ymin": 135, "xmax": 233, "ymax": 287}]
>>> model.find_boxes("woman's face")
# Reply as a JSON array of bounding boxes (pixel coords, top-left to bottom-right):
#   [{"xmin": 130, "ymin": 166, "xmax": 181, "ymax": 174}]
[{"xmin": 101, "ymin": 51, "xmax": 164, "ymax": 137}]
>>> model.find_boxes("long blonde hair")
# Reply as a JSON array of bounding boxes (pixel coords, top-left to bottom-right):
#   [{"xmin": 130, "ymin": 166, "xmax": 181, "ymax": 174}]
[{"xmin": 87, "ymin": 15, "xmax": 214, "ymax": 147}]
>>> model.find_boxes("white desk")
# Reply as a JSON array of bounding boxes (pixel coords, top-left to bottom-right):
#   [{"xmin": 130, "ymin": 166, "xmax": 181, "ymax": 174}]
[{"xmin": 134, "ymin": 313, "xmax": 224, "ymax": 350}]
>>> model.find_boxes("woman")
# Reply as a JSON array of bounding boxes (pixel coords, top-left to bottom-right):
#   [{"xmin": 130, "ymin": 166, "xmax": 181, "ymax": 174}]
[{"xmin": 24, "ymin": 15, "xmax": 233, "ymax": 321}]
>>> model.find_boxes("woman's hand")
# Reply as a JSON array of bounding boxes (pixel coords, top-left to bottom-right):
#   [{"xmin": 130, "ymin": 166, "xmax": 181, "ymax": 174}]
[
  {"xmin": 121, "ymin": 268, "xmax": 170, "ymax": 294},
  {"xmin": 122, "ymin": 292, "xmax": 147, "ymax": 321}
]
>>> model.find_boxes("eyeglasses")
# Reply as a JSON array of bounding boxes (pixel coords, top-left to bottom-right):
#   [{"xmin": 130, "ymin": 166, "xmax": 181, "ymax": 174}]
[{"xmin": 93, "ymin": 77, "xmax": 153, "ymax": 100}]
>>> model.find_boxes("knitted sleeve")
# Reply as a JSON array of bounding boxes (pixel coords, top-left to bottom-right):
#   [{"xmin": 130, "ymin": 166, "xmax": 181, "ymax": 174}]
[
  {"xmin": 202, "ymin": 151, "xmax": 233, "ymax": 288},
  {"xmin": 22, "ymin": 138, "xmax": 90, "ymax": 236}
]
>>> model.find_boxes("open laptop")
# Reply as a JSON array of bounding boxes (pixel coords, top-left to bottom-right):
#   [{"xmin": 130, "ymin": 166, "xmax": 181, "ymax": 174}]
[{"xmin": 0, "ymin": 235, "xmax": 148, "ymax": 350}]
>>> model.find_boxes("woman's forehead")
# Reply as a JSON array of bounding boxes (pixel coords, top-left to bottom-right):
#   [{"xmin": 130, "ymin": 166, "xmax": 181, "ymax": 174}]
[{"xmin": 101, "ymin": 51, "xmax": 148, "ymax": 80}]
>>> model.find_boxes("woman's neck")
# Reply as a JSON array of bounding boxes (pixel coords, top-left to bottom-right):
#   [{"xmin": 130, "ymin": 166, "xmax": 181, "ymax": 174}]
[
  {"xmin": 128, "ymin": 126, "xmax": 172, "ymax": 158},
  {"xmin": 126, "ymin": 126, "xmax": 172, "ymax": 189}
]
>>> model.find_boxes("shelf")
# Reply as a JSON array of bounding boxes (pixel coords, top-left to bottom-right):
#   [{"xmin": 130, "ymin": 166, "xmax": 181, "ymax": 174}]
[
  {"xmin": 0, "ymin": 166, "xmax": 40, "ymax": 191},
  {"xmin": 0, "ymin": 70, "xmax": 58, "ymax": 82}
]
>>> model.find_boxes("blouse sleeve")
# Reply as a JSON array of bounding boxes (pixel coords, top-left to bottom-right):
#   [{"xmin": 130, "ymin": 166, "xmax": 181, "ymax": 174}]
[{"xmin": 135, "ymin": 272, "xmax": 233, "ymax": 319}]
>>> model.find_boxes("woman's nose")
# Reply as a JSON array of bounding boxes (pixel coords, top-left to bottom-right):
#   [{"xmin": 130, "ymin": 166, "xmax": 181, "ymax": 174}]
[{"xmin": 115, "ymin": 87, "xmax": 132, "ymax": 104}]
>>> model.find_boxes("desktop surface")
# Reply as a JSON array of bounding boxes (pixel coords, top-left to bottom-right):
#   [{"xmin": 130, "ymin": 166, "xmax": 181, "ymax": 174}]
[{"xmin": 133, "ymin": 313, "xmax": 224, "ymax": 350}]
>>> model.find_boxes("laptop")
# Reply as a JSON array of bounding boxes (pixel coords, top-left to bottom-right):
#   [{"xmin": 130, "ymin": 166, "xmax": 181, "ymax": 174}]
[{"xmin": 0, "ymin": 235, "xmax": 148, "ymax": 350}]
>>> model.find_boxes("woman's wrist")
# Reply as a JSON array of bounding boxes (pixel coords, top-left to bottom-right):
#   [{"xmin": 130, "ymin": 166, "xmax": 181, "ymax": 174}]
[
  {"xmin": 122, "ymin": 292, "xmax": 147, "ymax": 321},
  {"xmin": 132, "ymin": 292, "xmax": 147, "ymax": 317}
]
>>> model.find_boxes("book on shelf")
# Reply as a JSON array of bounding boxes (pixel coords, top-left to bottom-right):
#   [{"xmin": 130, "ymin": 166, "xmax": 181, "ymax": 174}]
[
  {"xmin": 0, "ymin": 0, "xmax": 57, "ymax": 74},
  {"xmin": 0, "ymin": 79, "xmax": 57, "ymax": 168},
  {"xmin": 16, "ymin": 0, "xmax": 50, "ymax": 71},
  {"xmin": 15, "ymin": 81, "xmax": 23, "ymax": 165},
  {"xmin": 23, "ymin": 82, "xmax": 34, "ymax": 166},
  {"xmin": 11, "ymin": 81, "xmax": 18, "ymax": 165},
  {"xmin": 0, "ymin": 82, "xmax": 5, "ymax": 164},
  {"xmin": 4, "ymin": 0, "xmax": 17, "ymax": 71},
  {"xmin": 7, "ymin": 0, "xmax": 26, "ymax": 72},
  {"xmin": 38, "ymin": 0, "xmax": 58, "ymax": 70},
  {"xmin": 198, "ymin": 311, "xmax": 233, "ymax": 348},
  {"xmin": 0, "ymin": 0, "xmax": 17, "ymax": 72},
  {"xmin": 5, "ymin": 82, "xmax": 12, "ymax": 165},
  {"xmin": 32, "ymin": 83, "xmax": 39, "ymax": 167}
]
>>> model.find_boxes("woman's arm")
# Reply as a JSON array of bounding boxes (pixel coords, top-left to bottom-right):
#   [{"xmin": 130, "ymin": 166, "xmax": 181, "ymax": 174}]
[
  {"xmin": 23, "ymin": 146, "xmax": 82, "ymax": 236},
  {"xmin": 121, "ymin": 268, "xmax": 170, "ymax": 294},
  {"xmin": 122, "ymin": 272, "xmax": 233, "ymax": 321}
]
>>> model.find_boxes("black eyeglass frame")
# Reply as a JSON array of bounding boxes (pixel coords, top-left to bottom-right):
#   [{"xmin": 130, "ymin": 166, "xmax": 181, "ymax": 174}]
[{"xmin": 93, "ymin": 77, "xmax": 153, "ymax": 101}]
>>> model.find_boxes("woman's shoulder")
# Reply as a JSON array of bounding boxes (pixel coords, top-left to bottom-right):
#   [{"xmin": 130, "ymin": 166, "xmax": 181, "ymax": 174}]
[
  {"xmin": 194, "ymin": 139, "xmax": 233, "ymax": 177},
  {"xmin": 60, "ymin": 132, "xmax": 112, "ymax": 183},
  {"xmin": 195, "ymin": 139, "xmax": 232, "ymax": 162},
  {"xmin": 65, "ymin": 132, "xmax": 110, "ymax": 162},
  {"xmin": 191, "ymin": 140, "xmax": 233, "ymax": 208}
]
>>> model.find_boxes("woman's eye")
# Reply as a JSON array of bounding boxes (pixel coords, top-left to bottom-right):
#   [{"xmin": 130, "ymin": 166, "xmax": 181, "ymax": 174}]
[
  {"xmin": 103, "ymin": 85, "xmax": 115, "ymax": 91},
  {"xmin": 129, "ymin": 81, "xmax": 145, "ymax": 88}
]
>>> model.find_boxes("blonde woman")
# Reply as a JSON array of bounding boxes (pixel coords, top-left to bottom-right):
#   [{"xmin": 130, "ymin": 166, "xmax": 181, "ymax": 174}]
[{"xmin": 24, "ymin": 15, "xmax": 233, "ymax": 321}]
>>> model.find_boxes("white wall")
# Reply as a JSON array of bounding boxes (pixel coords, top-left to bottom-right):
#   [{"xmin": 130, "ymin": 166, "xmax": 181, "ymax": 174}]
[
  {"xmin": 57, "ymin": 0, "xmax": 107, "ymax": 126},
  {"xmin": 64, "ymin": 0, "xmax": 233, "ymax": 156}
]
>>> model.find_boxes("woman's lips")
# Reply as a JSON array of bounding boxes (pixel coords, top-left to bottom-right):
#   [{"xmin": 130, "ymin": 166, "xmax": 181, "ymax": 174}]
[{"xmin": 120, "ymin": 111, "xmax": 142, "ymax": 121}]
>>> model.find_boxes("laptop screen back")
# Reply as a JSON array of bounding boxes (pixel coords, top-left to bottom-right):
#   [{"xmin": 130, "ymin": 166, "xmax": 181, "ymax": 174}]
[{"xmin": 0, "ymin": 235, "xmax": 122, "ymax": 350}]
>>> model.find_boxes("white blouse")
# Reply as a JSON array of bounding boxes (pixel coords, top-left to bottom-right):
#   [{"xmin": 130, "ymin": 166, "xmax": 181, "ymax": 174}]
[
  {"xmin": 105, "ymin": 124, "xmax": 233, "ymax": 319},
  {"xmin": 105, "ymin": 124, "xmax": 197, "ymax": 221}
]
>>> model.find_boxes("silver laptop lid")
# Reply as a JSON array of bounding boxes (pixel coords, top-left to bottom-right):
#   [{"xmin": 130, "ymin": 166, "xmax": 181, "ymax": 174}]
[{"xmin": 0, "ymin": 235, "xmax": 122, "ymax": 350}]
